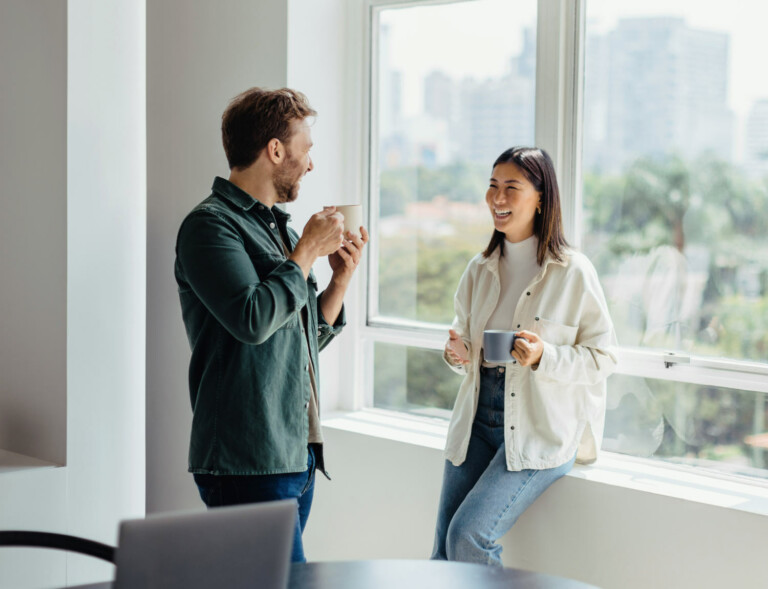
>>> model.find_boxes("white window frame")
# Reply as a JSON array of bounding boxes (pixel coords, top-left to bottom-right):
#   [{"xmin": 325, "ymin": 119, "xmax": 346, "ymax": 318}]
[
  {"xmin": 356, "ymin": 0, "xmax": 583, "ymax": 409},
  {"xmin": 344, "ymin": 0, "xmax": 768, "ymax": 481}
]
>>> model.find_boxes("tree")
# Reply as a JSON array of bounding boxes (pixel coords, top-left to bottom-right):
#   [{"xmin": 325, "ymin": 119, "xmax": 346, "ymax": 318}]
[{"xmin": 583, "ymin": 153, "xmax": 768, "ymax": 471}]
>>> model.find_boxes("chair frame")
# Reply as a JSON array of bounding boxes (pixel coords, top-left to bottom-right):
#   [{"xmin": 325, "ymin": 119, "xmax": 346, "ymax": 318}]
[{"xmin": 0, "ymin": 531, "xmax": 116, "ymax": 563}]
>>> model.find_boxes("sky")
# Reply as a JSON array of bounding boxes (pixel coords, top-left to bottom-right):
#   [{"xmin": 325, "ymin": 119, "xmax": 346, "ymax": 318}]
[
  {"xmin": 381, "ymin": 0, "xmax": 768, "ymax": 120},
  {"xmin": 381, "ymin": 0, "xmax": 535, "ymax": 115}
]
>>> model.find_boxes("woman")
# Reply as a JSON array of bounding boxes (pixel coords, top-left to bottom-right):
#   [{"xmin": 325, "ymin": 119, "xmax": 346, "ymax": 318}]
[{"xmin": 431, "ymin": 147, "xmax": 617, "ymax": 566}]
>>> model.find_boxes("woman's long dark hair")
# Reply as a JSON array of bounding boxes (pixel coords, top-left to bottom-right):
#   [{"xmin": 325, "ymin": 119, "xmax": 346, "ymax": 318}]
[{"xmin": 482, "ymin": 146, "xmax": 569, "ymax": 265}]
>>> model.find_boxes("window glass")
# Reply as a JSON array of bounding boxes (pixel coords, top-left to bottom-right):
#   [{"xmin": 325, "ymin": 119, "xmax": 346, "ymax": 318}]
[
  {"xmin": 583, "ymin": 0, "xmax": 768, "ymax": 362},
  {"xmin": 373, "ymin": 0, "xmax": 537, "ymax": 325},
  {"xmin": 373, "ymin": 342, "xmax": 459, "ymax": 416},
  {"xmin": 604, "ymin": 374, "xmax": 767, "ymax": 477},
  {"xmin": 583, "ymin": 0, "xmax": 768, "ymax": 474}
]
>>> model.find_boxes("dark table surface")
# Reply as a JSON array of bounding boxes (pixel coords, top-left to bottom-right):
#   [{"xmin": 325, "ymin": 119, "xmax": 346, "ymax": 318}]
[{"xmin": 68, "ymin": 559, "xmax": 599, "ymax": 589}]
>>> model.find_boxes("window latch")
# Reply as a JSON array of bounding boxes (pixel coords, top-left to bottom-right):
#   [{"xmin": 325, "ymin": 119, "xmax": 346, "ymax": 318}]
[{"xmin": 663, "ymin": 352, "xmax": 691, "ymax": 369}]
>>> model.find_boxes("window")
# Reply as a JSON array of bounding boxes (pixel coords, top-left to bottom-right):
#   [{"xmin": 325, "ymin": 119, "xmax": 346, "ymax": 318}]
[
  {"xmin": 583, "ymin": 0, "xmax": 768, "ymax": 478},
  {"xmin": 361, "ymin": 0, "xmax": 768, "ymax": 481},
  {"xmin": 366, "ymin": 0, "xmax": 538, "ymax": 412}
]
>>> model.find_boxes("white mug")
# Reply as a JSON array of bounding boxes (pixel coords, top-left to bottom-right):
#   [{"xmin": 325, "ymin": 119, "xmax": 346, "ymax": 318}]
[{"xmin": 328, "ymin": 204, "xmax": 363, "ymax": 237}]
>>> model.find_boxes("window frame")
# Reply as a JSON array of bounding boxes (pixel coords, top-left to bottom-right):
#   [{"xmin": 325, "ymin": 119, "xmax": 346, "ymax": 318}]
[{"xmin": 350, "ymin": 0, "xmax": 768, "ymax": 478}]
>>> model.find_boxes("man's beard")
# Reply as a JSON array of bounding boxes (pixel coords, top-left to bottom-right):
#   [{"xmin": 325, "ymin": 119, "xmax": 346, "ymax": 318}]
[
  {"xmin": 274, "ymin": 176, "xmax": 299, "ymax": 203},
  {"xmin": 273, "ymin": 152, "xmax": 302, "ymax": 204}
]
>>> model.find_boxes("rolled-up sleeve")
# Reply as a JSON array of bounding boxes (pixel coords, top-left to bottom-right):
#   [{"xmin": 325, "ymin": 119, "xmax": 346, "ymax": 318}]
[
  {"xmin": 443, "ymin": 262, "xmax": 474, "ymax": 375},
  {"xmin": 317, "ymin": 296, "xmax": 345, "ymax": 351}
]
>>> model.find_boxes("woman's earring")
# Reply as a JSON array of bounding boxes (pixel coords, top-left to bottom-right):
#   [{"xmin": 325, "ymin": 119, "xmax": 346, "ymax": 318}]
[{"xmin": 537, "ymin": 205, "xmax": 542, "ymax": 214}]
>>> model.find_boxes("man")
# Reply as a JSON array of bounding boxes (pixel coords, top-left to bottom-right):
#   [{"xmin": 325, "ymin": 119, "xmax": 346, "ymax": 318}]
[{"xmin": 174, "ymin": 87, "xmax": 368, "ymax": 562}]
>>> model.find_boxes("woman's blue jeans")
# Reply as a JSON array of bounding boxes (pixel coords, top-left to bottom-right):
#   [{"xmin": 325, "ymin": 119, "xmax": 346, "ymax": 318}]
[
  {"xmin": 193, "ymin": 444, "xmax": 317, "ymax": 563},
  {"xmin": 431, "ymin": 366, "xmax": 575, "ymax": 566}
]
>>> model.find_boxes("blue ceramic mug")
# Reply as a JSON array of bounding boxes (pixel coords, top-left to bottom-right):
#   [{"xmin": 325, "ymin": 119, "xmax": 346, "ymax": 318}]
[{"xmin": 482, "ymin": 330, "xmax": 518, "ymax": 363}]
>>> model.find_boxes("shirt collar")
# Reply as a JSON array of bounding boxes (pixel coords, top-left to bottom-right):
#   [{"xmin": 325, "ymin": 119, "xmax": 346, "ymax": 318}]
[
  {"xmin": 211, "ymin": 176, "xmax": 257, "ymax": 210},
  {"xmin": 211, "ymin": 176, "xmax": 291, "ymax": 221}
]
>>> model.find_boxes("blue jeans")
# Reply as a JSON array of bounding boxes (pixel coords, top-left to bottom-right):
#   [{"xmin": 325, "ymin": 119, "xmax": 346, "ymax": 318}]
[
  {"xmin": 431, "ymin": 366, "xmax": 575, "ymax": 566},
  {"xmin": 193, "ymin": 444, "xmax": 317, "ymax": 563}
]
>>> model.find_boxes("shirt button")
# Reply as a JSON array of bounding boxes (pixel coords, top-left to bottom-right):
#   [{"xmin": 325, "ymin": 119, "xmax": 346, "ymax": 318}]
[
  {"xmin": 512, "ymin": 360, "xmax": 517, "ymax": 364},
  {"xmin": 526, "ymin": 292, "xmax": 531, "ymax": 296},
  {"xmin": 535, "ymin": 317, "xmax": 540, "ymax": 321},
  {"xmin": 517, "ymin": 324, "xmax": 521, "ymax": 328},
  {"xmin": 498, "ymin": 367, "xmax": 505, "ymax": 374},
  {"xmin": 304, "ymin": 401, "xmax": 309, "ymax": 409},
  {"xmin": 305, "ymin": 365, "xmax": 309, "ymax": 371},
  {"xmin": 511, "ymin": 393, "xmax": 516, "ymax": 397},
  {"xmin": 269, "ymin": 222, "xmax": 276, "ymax": 229},
  {"xmin": 510, "ymin": 426, "xmax": 515, "ymax": 430}
]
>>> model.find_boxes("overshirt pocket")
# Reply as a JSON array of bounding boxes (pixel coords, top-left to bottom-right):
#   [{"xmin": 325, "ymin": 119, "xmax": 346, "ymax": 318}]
[
  {"xmin": 536, "ymin": 317, "xmax": 578, "ymax": 346},
  {"xmin": 247, "ymin": 251, "xmax": 285, "ymax": 277}
]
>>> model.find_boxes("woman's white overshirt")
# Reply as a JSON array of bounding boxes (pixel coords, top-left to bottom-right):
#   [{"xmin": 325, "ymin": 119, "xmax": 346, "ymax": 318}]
[{"xmin": 444, "ymin": 248, "xmax": 618, "ymax": 471}]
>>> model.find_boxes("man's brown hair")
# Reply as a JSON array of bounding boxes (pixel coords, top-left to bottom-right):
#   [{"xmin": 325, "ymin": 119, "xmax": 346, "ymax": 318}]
[{"xmin": 221, "ymin": 87, "xmax": 317, "ymax": 170}]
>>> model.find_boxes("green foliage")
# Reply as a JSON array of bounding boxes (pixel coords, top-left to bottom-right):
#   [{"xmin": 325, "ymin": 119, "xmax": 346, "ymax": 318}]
[
  {"xmin": 584, "ymin": 153, "xmax": 768, "ymax": 255},
  {"xmin": 716, "ymin": 295, "xmax": 768, "ymax": 359},
  {"xmin": 379, "ymin": 162, "xmax": 488, "ymax": 217},
  {"xmin": 373, "ymin": 343, "xmax": 463, "ymax": 412},
  {"xmin": 405, "ymin": 347, "xmax": 463, "ymax": 410},
  {"xmin": 378, "ymin": 225, "xmax": 488, "ymax": 324}
]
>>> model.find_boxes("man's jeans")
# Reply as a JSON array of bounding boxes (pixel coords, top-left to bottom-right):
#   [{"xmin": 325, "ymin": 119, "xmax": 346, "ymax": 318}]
[
  {"xmin": 431, "ymin": 366, "xmax": 575, "ymax": 566},
  {"xmin": 193, "ymin": 445, "xmax": 317, "ymax": 563}
]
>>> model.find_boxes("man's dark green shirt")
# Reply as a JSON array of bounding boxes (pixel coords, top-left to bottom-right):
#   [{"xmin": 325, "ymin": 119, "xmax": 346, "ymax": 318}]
[{"xmin": 175, "ymin": 177, "xmax": 344, "ymax": 475}]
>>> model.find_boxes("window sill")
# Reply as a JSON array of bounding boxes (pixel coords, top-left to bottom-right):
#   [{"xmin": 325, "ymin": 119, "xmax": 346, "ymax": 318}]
[
  {"xmin": 322, "ymin": 409, "xmax": 768, "ymax": 517},
  {"xmin": 0, "ymin": 449, "xmax": 60, "ymax": 475}
]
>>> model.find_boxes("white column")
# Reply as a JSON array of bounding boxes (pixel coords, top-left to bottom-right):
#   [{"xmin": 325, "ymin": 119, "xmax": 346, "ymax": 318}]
[{"xmin": 68, "ymin": 0, "xmax": 147, "ymax": 583}]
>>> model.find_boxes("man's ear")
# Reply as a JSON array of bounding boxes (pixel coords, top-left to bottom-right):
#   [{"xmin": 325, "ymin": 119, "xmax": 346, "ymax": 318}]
[{"xmin": 266, "ymin": 138, "xmax": 283, "ymax": 164}]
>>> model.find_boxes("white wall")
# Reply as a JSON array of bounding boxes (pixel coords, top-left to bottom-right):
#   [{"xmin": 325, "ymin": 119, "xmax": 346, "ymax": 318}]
[
  {"xmin": 66, "ymin": 0, "xmax": 147, "ymax": 582},
  {"xmin": 0, "ymin": 0, "xmax": 67, "ymax": 466},
  {"xmin": 0, "ymin": 1, "xmax": 147, "ymax": 587},
  {"xmin": 146, "ymin": 0, "xmax": 290, "ymax": 513}
]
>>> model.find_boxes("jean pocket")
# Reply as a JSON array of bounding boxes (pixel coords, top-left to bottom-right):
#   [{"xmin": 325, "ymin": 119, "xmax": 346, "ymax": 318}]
[{"xmin": 301, "ymin": 449, "xmax": 316, "ymax": 495}]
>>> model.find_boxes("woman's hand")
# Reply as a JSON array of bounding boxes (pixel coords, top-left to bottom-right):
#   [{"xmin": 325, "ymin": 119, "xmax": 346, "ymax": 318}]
[
  {"xmin": 512, "ymin": 330, "xmax": 544, "ymax": 367},
  {"xmin": 445, "ymin": 329, "xmax": 470, "ymax": 366}
]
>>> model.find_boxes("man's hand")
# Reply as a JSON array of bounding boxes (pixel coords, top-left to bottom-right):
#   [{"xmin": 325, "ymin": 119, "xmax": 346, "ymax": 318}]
[
  {"xmin": 290, "ymin": 208, "xmax": 345, "ymax": 278},
  {"xmin": 445, "ymin": 329, "xmax": 470, "ymax": 366},
  {"xmin": 512, "ymin": 330, "xmax": 544, "ymax": 367},
  {"xmin": 318, "ymin": 222, "xmax": 369, "ymax": 327},
  {"xmin": 328, "ymin": 227, "xmax": 370, "ymax": 287}
]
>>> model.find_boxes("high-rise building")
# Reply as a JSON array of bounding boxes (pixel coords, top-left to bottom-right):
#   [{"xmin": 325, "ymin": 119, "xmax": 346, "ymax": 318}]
[
  {"xmin": 378, "ymin": 24, "xmax": 402, "ymax": 136},
  {"xmin": 744, "ymin": 99, "xmax": 768, "ymax": 178},
  {"xmin": 424, "ymin": 70, "xmax": 455, "ymax": 122},
  {"xmin": 584, "ymin": 17, "xmax": 733, "ymax": 173},
  {"xmin": 459, "ymin": 74, "xmax": 535, "ymax": 165},
  {"xmin": 456, "ymin": 27, "xmax": 536, "ymax": 165}
]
